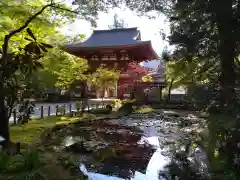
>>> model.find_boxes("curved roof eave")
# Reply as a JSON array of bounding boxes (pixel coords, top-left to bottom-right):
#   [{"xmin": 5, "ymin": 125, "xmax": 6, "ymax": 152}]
[
  {"xmin": 64, "ymin": 40, "xmax": 153, "ymax": 51},
  {"xmin": 63, "ymin": 40, "xmax": 159, "ymax": 61}
]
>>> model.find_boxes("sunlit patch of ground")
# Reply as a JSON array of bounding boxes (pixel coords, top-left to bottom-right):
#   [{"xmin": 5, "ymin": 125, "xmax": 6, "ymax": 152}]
[{"xmin": 10, "ymin": 113, "xmax": 100, "ymax": 145}]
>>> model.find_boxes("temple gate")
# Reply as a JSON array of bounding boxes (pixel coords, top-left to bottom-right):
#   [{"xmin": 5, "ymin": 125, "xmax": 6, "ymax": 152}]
[{"xmin": 63, "ymin": 27, "xmax": 165, "ymax": 99}]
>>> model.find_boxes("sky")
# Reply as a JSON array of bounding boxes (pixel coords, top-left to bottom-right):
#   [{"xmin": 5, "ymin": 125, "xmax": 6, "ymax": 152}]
[{"xmin": 60, "ymin": 7, "xmax": 170, "ymax": 70}]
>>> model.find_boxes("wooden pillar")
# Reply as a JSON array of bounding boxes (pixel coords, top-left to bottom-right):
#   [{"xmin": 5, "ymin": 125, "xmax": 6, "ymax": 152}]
[
  {"xmin": 86, "ymin": 81, "xmax": 91, "ymax": 95},
  {"xmin": 114, "ymin": 81, "xmax": 118, "ymax": 98},
  {"xmin": 104, "ymin": 88, "xmax": 108, "ymax": 98}
]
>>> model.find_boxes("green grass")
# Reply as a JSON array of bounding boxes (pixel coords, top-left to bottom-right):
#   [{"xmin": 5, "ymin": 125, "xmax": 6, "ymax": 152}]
[
  {"xmin": 10, "ymin": 116, "xmax": 80, "ymax": 144},
  {"xmin": 8, "ymin": 114, "xmax": 96, "ymax": 179},
  {"xmin": 134, "ymin": 105, "xmax": 154, "ymax": 114}
]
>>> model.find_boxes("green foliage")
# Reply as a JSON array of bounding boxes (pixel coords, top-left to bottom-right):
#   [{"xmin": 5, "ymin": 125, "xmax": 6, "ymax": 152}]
[
  {"xmin": 111, "ymin": 99, "xmax": 122, "ymax": 109},
  {"xmin": 55, "ymin": 56, "xmax": 88, "ymax": 88},
  {"xmin": 187, "ymin": 84, "xmax": 220, "ymax": 111},
  {"xmin": 0, "ymin": 0, "xmax": 107, "ymax": 145},
  {"xmin": 117, "ymin": 102, "xmax": 134, "ymax": 115},
  {"xmin": 121, "ymin": 0, "xmax": 239, "ymax": 108},
  {"xmin": 17, "ymin": 151, "xmax": 45, "ymax": 172},
  {"xmin": 56, "ymin": 106, "xmax": 65, "ymax": 115},
  {"xmin": 164, "ymin": 55, "xmax": 218, "ymax": 94},
  {"xmin": 90, "ymin": 67, "xmax": 119, "ymax": 97},
  {"xmin": 58, "ymin": 155, "xmax": 78, "ymax": 170},
  {"xmin": 72, "ymin": 0, "xmax": 122, "ymax": 26},
  {"xmin": 141, "ymin": 74, "xmax": 152, "ymax": 82},
  {"xmin": 0, "ymin": 151, "xmax": 48, "ymax": 180},
  {"xmin": 82, "ymin": 113, "xmax": 96, "ymax": 120},
  {"xmin": 17, "ymin": 100, "xmax": 35, "ymax": 124},
  {"xmin": 108, "ymin": 13, "xmax": 127, "ymax": 29},
  {"xmin": 25, "ymin": 30, "xmax": 88, "ymax": 94},
  {"xmin": 57, "ymin": 155, "xmax": 88, "ymax": 179},
  {"xmin": 75, "ymin": 101, "xmax": 82, "ymax": 111},
  {"xmin": 0, "ymin": 0, "xmax": 109, "ymax": 101},
  {"xmin": 134, "ymin": 105, "xmax": 154, "ymax": 114},
  {"xmin": 21, "ymin": 36, "xmax": 88, "ymax": 97},
  {"xmin": 0, "ymin": 0, "xmax": 75, "ymax": 51},
  {"xmin": 204, "ymin": 114, "xmax": 240, "ymax": 179},
  {"xmin": 65, "ymin": 34, "xmax": 87, "ymax": 43},
  {"xmin": 121, "ymin": 99, "xmax": 136, "ymax": 104},
  {"xmin": 1, "ymin": 28, "xmax": 53, "ymax": 122},
  {"xmin": 91, "ymin": 67, "xmax": 119, "ymax": 86},
  {"xmin": 0, "ymin": 152, "xmax": 11, "ymax": 172},
  {"xmin": 111, "ymin": 99, "xmax": 136, "ymax": 112}
]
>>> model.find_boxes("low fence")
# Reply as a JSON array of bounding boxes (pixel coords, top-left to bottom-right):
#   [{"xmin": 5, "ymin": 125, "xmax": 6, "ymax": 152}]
[{"xmin": 10, "ymin": 100, "xmax": 113, "ymax": 125}]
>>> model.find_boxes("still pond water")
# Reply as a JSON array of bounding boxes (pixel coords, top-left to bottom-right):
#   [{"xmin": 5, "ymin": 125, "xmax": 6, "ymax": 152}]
[{"xmin": 43, "ymin": 110, "xmax": 208, "ymax": 180}]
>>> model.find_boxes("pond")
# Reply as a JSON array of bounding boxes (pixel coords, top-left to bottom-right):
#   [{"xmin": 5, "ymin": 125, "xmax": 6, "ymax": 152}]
[{"xmin": 43, "ymin": 109, "xmax": 209, "ymax": 180}]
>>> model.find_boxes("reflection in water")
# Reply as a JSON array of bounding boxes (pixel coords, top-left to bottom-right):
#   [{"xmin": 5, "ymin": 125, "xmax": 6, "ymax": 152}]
[
  {"xmin": 145, "ymin": 149, "xmax": 170, "ymax": 179},
  {"xmin": 47, "ymin": 112, "xmax": 209, "ymax": 179},
  {"xmin": 79, "ymin": 132, "xmax": 171, "ymax": 180},
  {"xmin": 63, "ymin": 136, "xmax": 84, "ymax": 147},
  {"xmin": 80, "ymin": 164, "xmax": 125, "ymax": 180},
  {"xmin": 64, "ymin": 136, "xmax": 75, "ymax": 147},
  {"xmin": 136, "ymin": 136, "xmax": 170, "ymax": 180}
]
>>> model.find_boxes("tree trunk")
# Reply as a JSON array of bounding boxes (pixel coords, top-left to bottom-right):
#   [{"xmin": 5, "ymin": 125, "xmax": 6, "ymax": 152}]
[
  {"xmin": 167, "ymin": 78, "xmax": 174, "ymax": 102},
  {"xmin": 219, "ymin": 46, "xmax": 236, "ymax": 109},
  {"xmin": 0, "ymin": 97, "xmax": 10, "ymax": 148},
  {"xmin": 216, "ymin": 0, "xmax": 236, "ymax": 111}
]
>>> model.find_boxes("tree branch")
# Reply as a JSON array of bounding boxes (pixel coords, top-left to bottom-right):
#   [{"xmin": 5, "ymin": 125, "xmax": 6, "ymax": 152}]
[
  {"xmin": 52, "ymin": 5, "xmax": 79, "ymax": 14},
  {"xmin": 2, "ymin": 4, "xmax": 52, "ymax": 60},
  {"xmin": 1, "ymin": 2, "xmax": 78, "ymax": 62}
]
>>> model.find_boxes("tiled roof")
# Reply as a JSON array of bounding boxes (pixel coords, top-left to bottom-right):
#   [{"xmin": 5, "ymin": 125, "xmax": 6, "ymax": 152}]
[{"xmin": 65, "ymin": 27, "xmax": 143, "ymax": 48}]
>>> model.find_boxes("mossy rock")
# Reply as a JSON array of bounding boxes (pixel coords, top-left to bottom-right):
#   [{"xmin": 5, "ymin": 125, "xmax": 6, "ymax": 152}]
[{"xmin": 117, "ymin": 102, "xmax": 134, "ymax": 115}]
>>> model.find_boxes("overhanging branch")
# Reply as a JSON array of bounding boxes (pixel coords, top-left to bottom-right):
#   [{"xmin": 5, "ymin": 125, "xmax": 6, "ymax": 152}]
[
  {"xmin": 2, "ymin": 4, "xmax": 52, "ymax": 60},
  {"xmin": 1, "ymin": 2, "xmax": 78, "ymax": 62}
]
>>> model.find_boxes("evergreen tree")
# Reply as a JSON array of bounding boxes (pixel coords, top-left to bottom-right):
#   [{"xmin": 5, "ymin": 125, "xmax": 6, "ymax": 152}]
[{"xmin": 108, "ymin": 13, "xmax": 127, "ymax": 29}]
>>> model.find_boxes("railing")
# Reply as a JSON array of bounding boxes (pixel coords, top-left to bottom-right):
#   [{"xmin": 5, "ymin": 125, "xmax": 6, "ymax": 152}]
[{"xmin": 9, "ymin": 100, "xmax": 112, "ymax": 125}]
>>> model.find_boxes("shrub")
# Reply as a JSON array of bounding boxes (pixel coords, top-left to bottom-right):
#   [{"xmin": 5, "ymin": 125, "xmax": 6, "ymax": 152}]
[
  {"xmin": 58, "ymin": 155, "xmax": 78, "ymax": 171},
  {"xmin": 117, "ymin": 102, "xmax": 134, "ymax": 115},
  {"xmin": 56, "ymin": 105, "xmax": 65, "ymax": 115},
  {"xmin": 0, "ymin": 152, "xmax": 10, "ymax": 173},
  {"xmin": 17, "ymin": 100, "xmax": 35, "ymax": 124},
  {"xmin": 0, "ymin": 151, "xmax": 48, "ymax": 180},
  {"xmin": 122, "ymin": 99, "xmax": 136, "ymax": 104},
  {"xmin": 106, "ymin": 104, "xmax": 113, "ymax": 111},
  {"xmin": 82, "ymin": 113, "xmax": 96, "ymax": 120},
  {"xmin": 134, "ymin": 105, "xmax": 153, "ymax": 114},
  {"xmin": 111, "ymin": 99, "xmax": 122, "ymax": 108},
  {"xmin": 75, "ymin": 101, "xmax": 82, "ymax": 111},
  {"xmin": 187, "ymin": 84, "xmax": 220, "ymax": 111}
]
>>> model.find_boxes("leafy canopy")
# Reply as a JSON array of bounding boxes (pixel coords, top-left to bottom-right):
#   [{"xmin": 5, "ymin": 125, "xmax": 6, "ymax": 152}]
[{"xmin": 0, "ymin": 0, "xmax": 111, "ymax": 142}]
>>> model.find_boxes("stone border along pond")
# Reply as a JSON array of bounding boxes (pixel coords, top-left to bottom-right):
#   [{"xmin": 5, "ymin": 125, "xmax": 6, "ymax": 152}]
[{"xmin": 41, "ymin": 110, "xmax": 209, "ymax": 180}]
